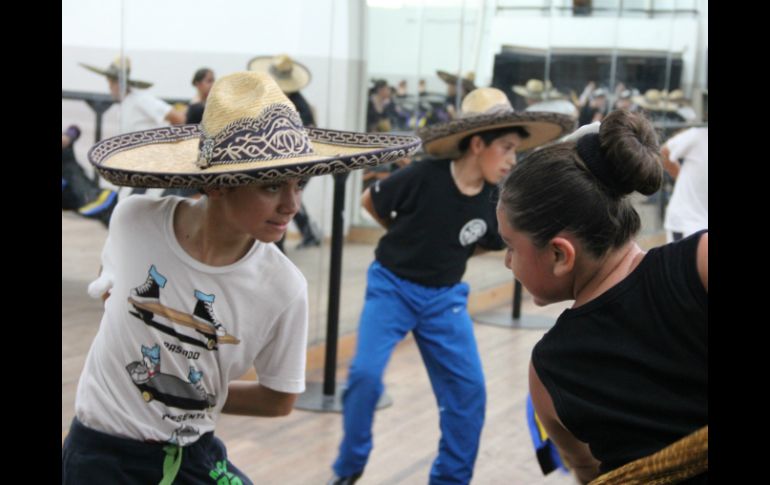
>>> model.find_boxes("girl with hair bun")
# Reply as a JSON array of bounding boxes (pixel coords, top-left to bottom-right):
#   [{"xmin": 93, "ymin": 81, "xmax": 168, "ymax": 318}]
[{"xmin": 497, "ymin": 110, "xmax": 708, "ymax": 483}]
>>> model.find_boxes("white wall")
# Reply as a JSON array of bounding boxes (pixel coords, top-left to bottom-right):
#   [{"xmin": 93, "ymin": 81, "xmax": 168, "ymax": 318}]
[{"xmin": 62, "ymin": 0, "xmax": 367, "ymax": 237}]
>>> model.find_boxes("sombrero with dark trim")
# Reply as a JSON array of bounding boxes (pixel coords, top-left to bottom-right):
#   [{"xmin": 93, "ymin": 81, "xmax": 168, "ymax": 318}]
[
  {"xmin": 88, "ymin": 71, "xmax": 421, "ymax": 188},
  {"xmin": 418, "ymin": 87, "xmax": 576, "ymax": 159},
  {"xmin": 436, "ymin": 70, "xmax": 477, "ymax": 92},
  {"xmin": 247, "ymin": 54, "xmax": 311, "ymax": 93},
  {"xmin": 79, "ymin": 56, "xmax": 153, "ymax": 89}
]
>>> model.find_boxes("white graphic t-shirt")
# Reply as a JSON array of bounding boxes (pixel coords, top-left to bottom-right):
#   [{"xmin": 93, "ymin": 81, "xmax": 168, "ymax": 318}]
[{"xmin": 77, "ymin": 195, "xmax": 308, "ymax": 445}]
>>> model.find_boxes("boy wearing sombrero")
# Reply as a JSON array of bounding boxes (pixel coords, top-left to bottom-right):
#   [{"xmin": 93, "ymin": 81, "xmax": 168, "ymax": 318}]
[
  {"xmin": 61, "ymin": 72, "xmax": 420, "ymax": 484},
  {"xmin": 329, "ymin": 87, "xmax": 574, "ymax": 485}
]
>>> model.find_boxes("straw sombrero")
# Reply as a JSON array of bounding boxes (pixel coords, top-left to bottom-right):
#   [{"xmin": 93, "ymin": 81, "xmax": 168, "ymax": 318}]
[
  {"xmin": 513, "ymin": 79, "xmax": 565, "ymax": 101},
  {"xmin": 247, "ymin": 54, "xmax": 311, "ymax": 93},
  {"xmin": 88, "ymin": 72, "xmax": 421, "ymax": 188},
  {"xmin": 79, "ymin": 56, "xmax": 153, "ymax": 89},
  {"xmin": 436, "ymin": 70, "xmax": 477, "ymax": 92},
  {"xmin": 632, "ymin": 89, "xmax": 678, "ymax": 112},
  {"xmin": 418, "ymin": 87, "xmax": 576, "ymax": 159}
]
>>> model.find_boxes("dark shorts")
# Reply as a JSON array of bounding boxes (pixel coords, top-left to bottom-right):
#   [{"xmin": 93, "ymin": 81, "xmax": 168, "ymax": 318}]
[{"xmin": 62, "ymin": 417, "xmax": 252, "ymax": 484}]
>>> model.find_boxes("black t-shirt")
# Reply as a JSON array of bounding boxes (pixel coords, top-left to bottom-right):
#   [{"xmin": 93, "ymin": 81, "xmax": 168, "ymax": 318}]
[
  {"xmin": 371, "ymin": 158, "xmax": 504, "ymax": 287},
  {"xmin": 287, "ymin": 91, "xmax": 316, "ymax": 127},
  {"xmin": 532, "ymin": 231, "xmax": 708, "ymax": 476},
  {"xmin": 186, "ymin": 102, "xmax": 205, "ymax": 124}
]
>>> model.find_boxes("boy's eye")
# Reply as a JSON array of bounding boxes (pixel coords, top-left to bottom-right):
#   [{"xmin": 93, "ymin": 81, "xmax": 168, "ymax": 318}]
[{"xmin": 264, "ymin": 184, "xmax": 281, "ymax": 193}]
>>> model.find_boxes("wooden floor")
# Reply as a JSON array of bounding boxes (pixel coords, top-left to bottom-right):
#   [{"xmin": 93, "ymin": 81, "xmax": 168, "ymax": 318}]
[
  {"xmin": 215, "ymin": 325, "xmax": 577, "ymax": 485},
  {"xmin": 63, "ymin": 209, "xmax": 664, "ymax": 484}
]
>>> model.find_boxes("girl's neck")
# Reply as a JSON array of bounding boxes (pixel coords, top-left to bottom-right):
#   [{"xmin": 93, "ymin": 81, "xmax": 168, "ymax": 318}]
[
  {"xmin": 572, "ymin": 241, "xmax": 646, "ymax": 307},
  {"xmin": 174, "ymin": 198, "xmax": 255, "ymax": 267},
  {"xmin": 450, "ymin": 156, "xmax": 485, "ymax": 196}
]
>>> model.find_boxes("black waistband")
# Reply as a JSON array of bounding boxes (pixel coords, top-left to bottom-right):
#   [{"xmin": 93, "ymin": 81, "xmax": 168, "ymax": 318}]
[{"xmin": 67, "ymin": 417, "xmax": 214, "ymax": 454}]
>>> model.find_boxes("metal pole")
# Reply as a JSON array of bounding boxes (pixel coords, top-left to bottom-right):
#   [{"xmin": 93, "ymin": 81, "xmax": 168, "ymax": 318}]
[
  {"xmin": 322, "ymin": 172, "xmax": 348, "ymax": 396},
  {"xmin": 293, "ymin": 171, "xmax": 392, "ymax": 412},
  {"xmin": 512, "ymin": 279, "xmax": 523, "ymax": 320}
]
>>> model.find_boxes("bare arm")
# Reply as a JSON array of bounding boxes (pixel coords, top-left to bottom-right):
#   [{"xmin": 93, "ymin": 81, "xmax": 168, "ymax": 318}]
[
  {"xmin": 222, "ymin": 381, "xmax": 298, "ymax": 417},
  {"xmin": 361, "ymin": 187, "xmax": 391, "ymax": 229},
  {"xmin": 697, "ymin": 232, "xmax": 708, "ymax": 292},
  {"xmin": 97, "ymin": 265, "xmax": 111, "ymax": 303},
  {"xmin": 529, "ymin": 362, "xmax": 601, "ymax": 484},
  {"xmin": 661, "ymin": 145, "xmax": 681, "ymax": 180},
  {"xmin": 165, "ymin": 108, "xmax": 187, "ymax": 126}
]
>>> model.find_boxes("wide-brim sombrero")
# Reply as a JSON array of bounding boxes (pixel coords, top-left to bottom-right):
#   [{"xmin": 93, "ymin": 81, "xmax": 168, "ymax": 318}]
[
  {"xmin": 79, "ymin": 62, "xmax": 153, "ymax": 89},
  {"xmin": 419, "ymin": 108, "xmax": 575, "ymax": 158},
  {"xmin": 88, "ymin": 72, "xmax": 420, "ymax": 188},
  {"xmin": 247, "ymin": 55, "xmax": 311, "ymax": 93},
  {"xmin": 436, "ymin": 70, "xmax": 477, "ymax": 92},
  {"xmin": 512, "ymin": 83, "xmax": 567, "ymax": 101}
]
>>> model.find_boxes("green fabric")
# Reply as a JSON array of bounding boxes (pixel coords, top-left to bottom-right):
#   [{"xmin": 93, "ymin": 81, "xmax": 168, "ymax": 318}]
[{"xmin": 159, "ymin": 444, "xmax": 183, "ymax": 485}]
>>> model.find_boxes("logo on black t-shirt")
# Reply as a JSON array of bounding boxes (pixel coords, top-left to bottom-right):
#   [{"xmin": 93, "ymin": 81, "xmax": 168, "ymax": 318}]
[{"xmin": 459, "ymin": 219, "xmax": 487, "ymax": 246}]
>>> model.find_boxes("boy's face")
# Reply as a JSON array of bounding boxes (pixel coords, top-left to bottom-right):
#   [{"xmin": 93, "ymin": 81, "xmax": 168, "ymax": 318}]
[
  {"xmin": 477, "ymin": 133, "xmax": 521, "ymax": 184},
  {"xmin": 217, "ymin": 178, "xmax": 307, "ymax": 243}
]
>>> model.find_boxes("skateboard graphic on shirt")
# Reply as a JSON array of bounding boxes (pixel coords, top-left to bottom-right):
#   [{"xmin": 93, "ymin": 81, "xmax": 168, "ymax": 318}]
[
  {"xmin": 128, "ymin": 265, "xmax": 240, "ymax": 351},
  {"xmin": 128, "ymin": 298, "xmax": 240, "ymax": 350}
]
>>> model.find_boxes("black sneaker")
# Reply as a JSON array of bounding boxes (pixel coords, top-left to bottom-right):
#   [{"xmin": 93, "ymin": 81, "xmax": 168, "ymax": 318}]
[
  {"xmin": 192, "ymin": 290, "xmax": 227, "ymax": 337},
  {"xmin": 326, "ymin": 472, "xmax": 362, "ymax": 485},
  {"xmin": 131, "ymin": 265, "xmax": 167, "ymax": 302}
]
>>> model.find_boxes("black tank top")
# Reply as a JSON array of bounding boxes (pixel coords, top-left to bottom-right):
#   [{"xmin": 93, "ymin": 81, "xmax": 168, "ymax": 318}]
[{"xmin": 532, "ymin": 231, "xmax": 707, "ymax": 476}]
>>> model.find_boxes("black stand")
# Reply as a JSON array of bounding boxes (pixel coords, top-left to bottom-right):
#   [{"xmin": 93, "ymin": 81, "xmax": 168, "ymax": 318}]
[
  {"xmin": 473, "ymin": 278, "xmax": 556, "ymax": 329},
  {"xmin": 294, "ymin": 172, "xmax": 393, "ymax": 412}
]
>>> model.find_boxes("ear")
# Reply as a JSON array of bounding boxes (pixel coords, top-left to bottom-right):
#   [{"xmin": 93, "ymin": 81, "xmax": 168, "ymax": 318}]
[
  {"xmin": 549, "ymin": 236, "xmax": 576, "ymax": 277},
  {"xmin": 469, "ymin": 134, "xmax": 486, "ymax": 155}
]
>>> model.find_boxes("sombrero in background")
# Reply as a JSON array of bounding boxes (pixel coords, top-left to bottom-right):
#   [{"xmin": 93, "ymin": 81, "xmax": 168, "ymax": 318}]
[
  {"xmin": 418, "ymin": 87, "xmax": 576, "ymax": 159},
  {"xmin": 513, "ymin": 79, "xmax": 565, "ymax": 101},
  {"xmin": 632, "ymin": 89, "xmax": 678, "ymax": 112},
  {"xmin": 88, "ymin": 72, "xmax": 421, "ymax": 188},
  {"xmin": 436, "ymin": 70, "xmax": 477, "ymax": 92},
  {"xmin": 79, "ymin": 56, "xmax": 153, "ymax": 89},
  {"xmin": 247, "ymin": 54, "xmax": 311, "ymax": 93}
]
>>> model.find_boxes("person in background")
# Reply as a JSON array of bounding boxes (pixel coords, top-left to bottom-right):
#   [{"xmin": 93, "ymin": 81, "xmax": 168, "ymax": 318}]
[
  {"xmin": 328, "ymin": 87, "xmax": 573, "ymax": 485},
  {"xmin": 185, "ymin": 67, "xmax": 215, "ymax": 124}
]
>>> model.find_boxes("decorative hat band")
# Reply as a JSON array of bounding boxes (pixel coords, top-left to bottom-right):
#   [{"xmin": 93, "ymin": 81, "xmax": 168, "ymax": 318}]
[{"xmin": 196, "ymin": 104, "xmax": 313, "ymax": 169}]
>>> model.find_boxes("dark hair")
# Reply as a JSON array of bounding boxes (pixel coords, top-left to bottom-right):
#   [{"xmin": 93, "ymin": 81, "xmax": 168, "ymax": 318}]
[
  {"xmin": 458, "ymin": 126, "xmax": 530, "ymax": 153},
  {"xmin": 192, "ymin": 68, "xmax": 213, "ymax": 86},
  {"xmin": 498, "ymin": 109, "xmax": 663, "ymax": 258},
  {"xmin": 369, "ymin": 79, "xmax": 388, "ymax": 95}
]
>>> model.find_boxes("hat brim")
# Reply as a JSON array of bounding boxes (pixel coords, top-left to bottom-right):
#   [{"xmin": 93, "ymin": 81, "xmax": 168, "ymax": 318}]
[
  {"xmin": 88, "ymin": 125, "xmax": 421, "ymax": 188},
  {"xmin": 79, "ymin": 63, "xmax": 154, "ymax": 89},
  {"xmin": 436, "ymin": 70, "xmax": 476, "ymax": 92},
  {"xmin": 247, "ymin": 56, "xmax": 311, "ymax": 93},
  {"xmin": 418, "ymin": 111, "xmax": 575, "ymax": 159}
]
